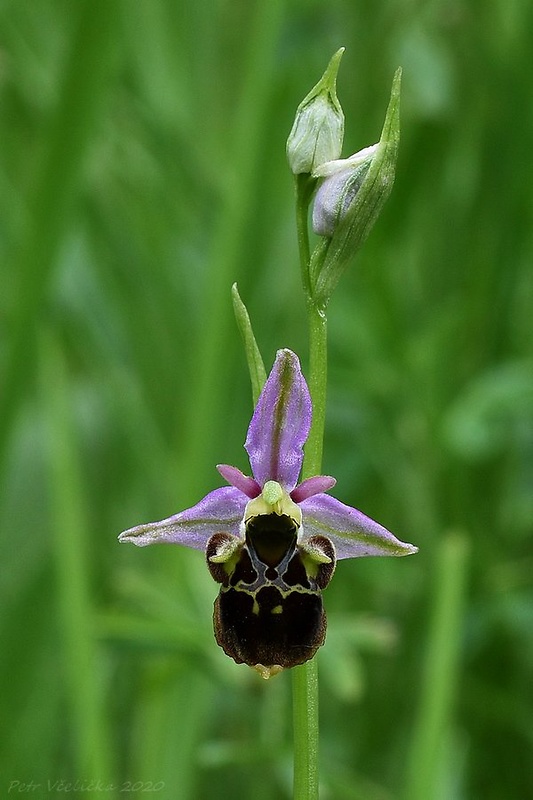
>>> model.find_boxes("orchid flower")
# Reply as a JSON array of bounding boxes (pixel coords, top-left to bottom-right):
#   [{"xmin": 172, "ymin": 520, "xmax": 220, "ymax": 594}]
[{"xmin": 119, "ymin": 349, "xmax": 417, "ymax": 678}]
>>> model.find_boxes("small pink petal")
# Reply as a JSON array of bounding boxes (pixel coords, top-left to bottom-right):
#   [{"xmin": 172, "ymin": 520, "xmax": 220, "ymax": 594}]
[
  {"xmin": 217, "ymin": 464, "xmax": 261, "ymax": 498},
  {"xmin": 291, "ymin": 475, "xmax": 337, "ymax": 503}
]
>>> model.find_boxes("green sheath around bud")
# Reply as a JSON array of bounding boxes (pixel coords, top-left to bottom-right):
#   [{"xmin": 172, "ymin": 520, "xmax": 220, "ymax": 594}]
[
  {"xmin": 286, "ymin": 48, "xmax": 345, "ymax": 175},
  {"xmin": 310, "ymin": 68, "xmax": 402, "ymax": 304}
]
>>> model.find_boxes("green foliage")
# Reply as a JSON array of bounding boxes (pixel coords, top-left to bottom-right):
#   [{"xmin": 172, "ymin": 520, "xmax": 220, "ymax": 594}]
[{"xmin": 1, "ymin": 0, "xmax": 532, "ymax": 798}]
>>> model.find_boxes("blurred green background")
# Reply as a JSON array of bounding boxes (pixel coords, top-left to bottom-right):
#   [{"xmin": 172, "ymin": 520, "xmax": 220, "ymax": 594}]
[{"xmin": 1, "ymin": 0, "xmax": 532, "ymax": 798}]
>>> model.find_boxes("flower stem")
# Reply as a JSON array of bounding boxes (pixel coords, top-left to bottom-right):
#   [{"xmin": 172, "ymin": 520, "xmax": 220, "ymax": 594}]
[
  {"xmin": 303, "ymin": 301, "xmax": 328, "ymax": 478},
  {"xmin": 292, "ymin": 658, "xmax": 320, "ymax": 800},
  {"xmin": 295, "ymin": 174, "xmax": 316, "ymax": 301},
  {"xmin": 292, "ymin": 178, "xmax": 329, "ymax": 800}
]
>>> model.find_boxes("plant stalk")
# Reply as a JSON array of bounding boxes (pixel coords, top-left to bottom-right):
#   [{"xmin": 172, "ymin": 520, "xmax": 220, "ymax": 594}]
[{"xmin": 292, "ymin": 179, "xmax": 329, "ymax": 800}]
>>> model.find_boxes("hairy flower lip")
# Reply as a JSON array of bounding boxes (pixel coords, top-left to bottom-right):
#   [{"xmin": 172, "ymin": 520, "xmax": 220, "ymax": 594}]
[{"xmin": 119, "ymin": 349, "xmax": 417, "ymax": 563}]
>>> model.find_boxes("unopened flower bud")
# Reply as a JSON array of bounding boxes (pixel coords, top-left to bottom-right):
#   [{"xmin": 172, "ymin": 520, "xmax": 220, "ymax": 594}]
[
  {"xmin": 310, "ymin": 68, "xmax": 402, "ymax": 304},
  {"xmin": 312, "ymin": 145, "xmax": 378, "ymax": 236},
  {"xmin": 286, "ymin": 48, "xmax": 345, "ymax": 175}
]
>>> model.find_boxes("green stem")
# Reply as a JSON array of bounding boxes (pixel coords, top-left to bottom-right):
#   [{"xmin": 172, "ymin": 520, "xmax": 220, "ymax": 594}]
[
  {"xmin": 303, "ymin": 302, "xmax": 328, "ymax": 478},
  {"xmin": 295, "ymin": 174, "xmax": 316, "ymax": 301},
  {"xmin": 292, "ymin": 180, "xmax": 329, "ymax": 800},
  {"xmin": 292, "ymin": 658, "xmax": 320, "ymax": 800}
]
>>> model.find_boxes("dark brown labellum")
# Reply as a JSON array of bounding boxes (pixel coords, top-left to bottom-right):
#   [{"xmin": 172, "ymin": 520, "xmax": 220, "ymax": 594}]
[{"xmin": 206, "ymin": 513, "xmax": 336, "ymax": 673}]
